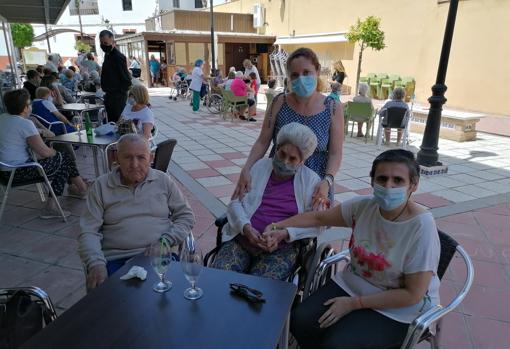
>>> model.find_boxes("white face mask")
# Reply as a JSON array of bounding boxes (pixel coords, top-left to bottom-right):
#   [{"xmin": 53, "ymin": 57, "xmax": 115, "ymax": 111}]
[
  {"xmin": 128, "ymin": 97, "xmax": 136, "ymax": 105},
  {"xmin": 47, "ymin": 96, "xmax": 53, "ymax": 103}
]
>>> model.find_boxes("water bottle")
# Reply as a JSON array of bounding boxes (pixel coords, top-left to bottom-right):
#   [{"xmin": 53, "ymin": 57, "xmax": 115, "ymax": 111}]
[{"xmin": 84, "ymin": 112, "xmax": 93, "ymax": 138}]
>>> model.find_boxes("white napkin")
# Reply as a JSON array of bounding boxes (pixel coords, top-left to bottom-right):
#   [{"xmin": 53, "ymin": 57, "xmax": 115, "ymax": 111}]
[{"xmin": 119, "ymin": 266, "xmax": 147, "ymax": 281}]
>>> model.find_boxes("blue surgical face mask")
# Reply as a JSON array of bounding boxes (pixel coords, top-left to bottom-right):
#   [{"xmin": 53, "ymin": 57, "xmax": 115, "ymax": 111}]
[
  {"xmin": 272, "ymin": 157, "xmax": 298, "ymax": 177},
  {"xmin": 47, "ymin": 96, "xmax": 53, "ymax": 103},
  {"xmin": 128, "ymin": 97, "xmax": 135, "ymax": 105},
  {"xmin": 291, "ymin": 75, "xmax": 317, "ymax": 97},
  {"xmin": 372, "ymin": 183, "xmax": 409, "ymax": 211}
]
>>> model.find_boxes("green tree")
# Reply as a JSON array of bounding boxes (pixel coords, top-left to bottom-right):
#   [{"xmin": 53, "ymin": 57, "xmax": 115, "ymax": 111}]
[
  {"xmin": 346, "ymin": 16, "xmax": 386, "ymax": 93},
  {"xmin": 74, "ymin": 40, "xmax": 91, "ymax": 53},
  {"xmin": 10, "ymin": 23, "xmax": 34, "ymax": 49}
]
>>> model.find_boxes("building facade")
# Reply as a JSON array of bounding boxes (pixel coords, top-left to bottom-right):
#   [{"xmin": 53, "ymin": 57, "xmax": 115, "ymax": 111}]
[{"xmin": 212, "ymin": 0, "xmax": 510, "ymax": 116}]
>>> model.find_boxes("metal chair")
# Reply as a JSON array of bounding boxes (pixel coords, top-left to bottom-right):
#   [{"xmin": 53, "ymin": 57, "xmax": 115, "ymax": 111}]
[
  {"xmin": 31, "ymin": 113, "xmax": 66, "ymax": 135},
  {"xmin": 375, "ymin": 106, "xmax": 411, "ymax": 148},
  {"xmin": 0, "ymin": 159, "xmax": 67, "ymax": 222},
  {"xmin": 221, "ymin": 90, "xmax": 248, "ymax": 121},
  {"xmin": 152, "ymin": 139, "xmax": 178, "ymax": 173},
  {"xmin": 344, "ymin": 101, "xmax": 376, "ymax": 143},
  {"xmin": 0, "ymin": 287, "xmax": 58, "ymax": 347},
  {"xmin": 309, "ymin": 230, "xmax": 474, "ymax": 349}
]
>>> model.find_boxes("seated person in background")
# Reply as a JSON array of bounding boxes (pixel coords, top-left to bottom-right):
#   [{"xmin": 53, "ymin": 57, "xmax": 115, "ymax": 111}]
[
  {"xmin": 68, "ymin": 66, "xmax": 81, "ymax": 83},
  {"xmin": 211, "ymin": 71, "xmax": 224, "ymax": 94},
  {"xmin": 230, "ymin": 72, "xmax": 256, "ymax": 122},
  {"xmin": 119, "ymin": 85, "xmax": 155, "ymax": 139},
  {"xmin": 269, "ymin": 149, "xmax": 440, "ymax": 349},
  {"xmin": 51, "ymin": 72, "xmax": 76, "ymax": 104},
  {"xmin": 327, "ymin": 82, "xmax": 341, "ymax": 103},
  {"xmin": 223, "ymin": 71, "xmax": 236, "ymax": 91},
  {"xmin": 211, "ymin": 123, "xmax": 322, "ymax": 281},
  {"xmin": 266, "ymin": 79, "xmax": 278, "ymax": 98},
  {"xmin": 23, "ymin": 70, "xmax": 41, "ymax": 100},
  {"xmin": 352, "ymin": 82, "xmax": 374, "ymax": 137},
  {"xmin": 40, "ymin": 74, "xmax": 65, "ymax": 107},
  {"xmin": 379, "ymin": 86, "xmax": 409, "ymax": 146},
  {"xmin": 78, "ymin": 134, "xmax": 195, "ymax": 290},
  {"xmin": 32, "ymin": 87, "xmax": 75, "ymax": 134},
  {"xmin": 0, "ymin": 89, "xmax": 88, "ymax": 219},
  {"xmin": 36, "ymin": 65, "xmax": 44, "ymax": 78},
  {"xmin": 60, "ymin": 69, "xmax": 76, "ymax": 92}
]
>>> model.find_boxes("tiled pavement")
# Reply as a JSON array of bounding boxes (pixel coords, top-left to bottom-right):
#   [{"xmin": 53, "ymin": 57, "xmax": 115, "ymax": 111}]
[{"xmin": 1, "ymin": 88, "xmax": 510, "ymax": 348}]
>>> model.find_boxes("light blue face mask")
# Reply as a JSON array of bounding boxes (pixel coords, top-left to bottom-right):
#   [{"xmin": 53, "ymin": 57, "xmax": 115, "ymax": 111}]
[
  {"xmin": 372, "ymin": 183, "xmax": 409, "ymax": 211},
  {"xmin": 291, "ymin": 75, "xmax": 317, "ymax": 97},
  {"xmin": 128, "ymin": 97, "xmax": 136, "ymax": 105}
]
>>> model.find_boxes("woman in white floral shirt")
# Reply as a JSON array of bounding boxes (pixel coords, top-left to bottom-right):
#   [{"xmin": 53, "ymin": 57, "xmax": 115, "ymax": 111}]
[{"xmin": 265, "ymin": 149, "xmax": 440, "ymax": 349}]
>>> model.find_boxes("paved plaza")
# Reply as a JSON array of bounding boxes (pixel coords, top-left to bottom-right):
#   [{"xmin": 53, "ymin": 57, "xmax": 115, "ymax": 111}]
[{"xmin": 1, "ymin": 88, "xmax": 510, "ymax": 348}]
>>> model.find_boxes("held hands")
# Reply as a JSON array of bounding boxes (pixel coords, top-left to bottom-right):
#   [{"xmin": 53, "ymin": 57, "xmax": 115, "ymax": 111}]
[
  {"xmin": 243, "ymin": 224, "xmax": 289, "ymax": 253},
  {"xmin": 86, "ymin": 264, "xmax": 108, "ymax": 291},
  {"xmin": 318, "ymin": 297, "xmax": 359, "ymax": 328},
  {"xmin": 312, "ymin": 180, "xmax": 331, "ymax": 211}
]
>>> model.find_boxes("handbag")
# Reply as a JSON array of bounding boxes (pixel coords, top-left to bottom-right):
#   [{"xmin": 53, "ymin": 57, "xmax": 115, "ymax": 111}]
[
  {"xmin": 94, "ymin": 122, "xmax": 117, "ymax": 136},
  {"xmin": 0, "ymin": 291, "xmax": 45, "ymax": 348},
  {"xmin": 116, "ymin": 119, "xmax": 137, "ymax": 136}
]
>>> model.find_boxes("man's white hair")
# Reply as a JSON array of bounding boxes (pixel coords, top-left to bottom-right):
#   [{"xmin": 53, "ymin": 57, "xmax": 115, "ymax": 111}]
[
  {"xmin": 235, "ymin": 71, "xmax": 244, "ymax": 78},
  {"xmin": 117, "ymin": 134, "xmax": 150, "ymax": 153},
  {"xmin": 276, "ymin": 122, "xmax": 317, "ymax": 161},
  {"xmin": 358, "ymin": 82, "xmax": 369, "ymax": 96}
]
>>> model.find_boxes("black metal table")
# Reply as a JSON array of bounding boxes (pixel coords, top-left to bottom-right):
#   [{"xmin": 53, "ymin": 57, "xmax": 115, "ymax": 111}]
[{"xmin": 22, "ymin": 256, "xmax": 297, "ymax": 349}]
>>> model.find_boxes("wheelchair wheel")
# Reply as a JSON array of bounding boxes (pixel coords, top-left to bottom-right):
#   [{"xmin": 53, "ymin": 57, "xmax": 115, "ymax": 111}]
[{"xmin": 207, "ymin": 94, "xmax": 223, "ymax": 114}]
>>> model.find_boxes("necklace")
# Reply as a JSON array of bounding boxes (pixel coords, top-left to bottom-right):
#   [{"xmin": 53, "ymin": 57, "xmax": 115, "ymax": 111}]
[{"xmin": 390, "ymin": 200, "xmax": 409, "ymax": 222}]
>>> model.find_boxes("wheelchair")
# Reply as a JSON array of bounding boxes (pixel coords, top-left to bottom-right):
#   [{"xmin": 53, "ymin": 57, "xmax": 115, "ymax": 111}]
[
  {"xmin": 169, "ymin": 80, "xmax": 190, "ymax": 101},
  {"xmin": 204, "ymin": 215, "xmax": 337, "ymax": 302}
]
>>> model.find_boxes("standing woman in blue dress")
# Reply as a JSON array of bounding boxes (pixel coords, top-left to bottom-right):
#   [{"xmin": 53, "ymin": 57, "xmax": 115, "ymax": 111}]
[{"xmin": 232, "ymin": 48, "xmax": 344, "ymax": 208}]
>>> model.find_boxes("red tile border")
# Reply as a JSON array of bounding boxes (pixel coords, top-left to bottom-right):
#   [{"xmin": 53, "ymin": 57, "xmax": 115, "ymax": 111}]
[
  {"xmin": 205, "ymin": 159, "xmax": 235, "ymax": 168},
  {"xmin": 220, "ymin": 152, "xmax": 246, "ymax": 160},
  {"xmin": 413, "ymin": 193, "xmax": 453, "ymax": 208},
  {"xmin": 187, "ymin": 168, "xmax": 220, "ymax": 178}
]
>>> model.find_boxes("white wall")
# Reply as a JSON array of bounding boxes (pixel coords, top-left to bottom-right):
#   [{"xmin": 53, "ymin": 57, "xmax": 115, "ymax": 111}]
[
  {"xmin": 31, "ymin": 0, "xmax": 159, "ymax": 57},
  {"xmin": 159, "ymin": 0, "xmax": 198, "ymax": 10}
]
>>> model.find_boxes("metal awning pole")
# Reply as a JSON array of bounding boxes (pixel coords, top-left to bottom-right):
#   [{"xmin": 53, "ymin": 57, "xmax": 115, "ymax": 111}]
[
  {"xmin": 43, "ymin": 0, "xmax": 51, "ymax": 53},
  {"xmin": 2, "ymin": 20, "xmax": 18, "ymax": 87}
]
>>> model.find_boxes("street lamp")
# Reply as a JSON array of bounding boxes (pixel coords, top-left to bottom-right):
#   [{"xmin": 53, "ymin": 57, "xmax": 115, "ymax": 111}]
[
  {"xmin": 417, "ymin": 0, "xmax": 459, "ymax": 167},
  {"xmin": 204, "ymin": 0, "xmax": 216, "ymax": 77}
]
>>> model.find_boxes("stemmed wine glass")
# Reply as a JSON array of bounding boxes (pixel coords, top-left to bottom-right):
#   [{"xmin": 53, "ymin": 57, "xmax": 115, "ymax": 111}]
[
  {"xmin": 72, "ymin": 116, "xmax": 82, "ymax": 135},
  {"xmin": 180, "ymin": 235, "xmax": 203, "ymax": 300},
  {"xmin": 149, "ymin": 238, "xmax": 173, "ymax": 293}
]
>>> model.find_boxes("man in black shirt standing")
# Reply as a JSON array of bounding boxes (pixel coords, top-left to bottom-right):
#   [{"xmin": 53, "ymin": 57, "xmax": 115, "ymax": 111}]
[{"xmin": 99, "ymin": 30, "xmax": 131, "ymax": 123}]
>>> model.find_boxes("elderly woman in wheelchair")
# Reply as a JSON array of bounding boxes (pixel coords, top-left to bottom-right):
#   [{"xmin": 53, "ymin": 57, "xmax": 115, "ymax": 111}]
[
  {"xmin": 210, "ymin": 122, "xmax": 323, "ymax": 281},
  {"xmin": 268, "ymin": 149, "xmax": 441, "ymax": 349}
]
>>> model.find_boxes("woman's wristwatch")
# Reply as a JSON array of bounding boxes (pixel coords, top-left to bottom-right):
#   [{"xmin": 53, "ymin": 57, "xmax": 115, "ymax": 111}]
[{"xmin": 324, "ymin": 173, "xmax": 335, "ymax": 189}]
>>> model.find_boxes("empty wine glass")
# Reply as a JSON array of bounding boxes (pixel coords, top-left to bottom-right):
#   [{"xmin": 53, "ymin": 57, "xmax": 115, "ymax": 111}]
[
  {"xmin": 72, "ymin": 116, "xmax": 82, "ymax": 135},
  {"xmin": 180, "ymin": 235, "xmax": 203, "ymax": 300},
  {"xmin": 149, "ymin": 239, "xmax": 173, "ymax": 293}
]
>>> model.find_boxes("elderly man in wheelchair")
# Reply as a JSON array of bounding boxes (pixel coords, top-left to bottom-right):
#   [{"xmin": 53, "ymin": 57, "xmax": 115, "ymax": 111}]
[{"xmin": 209, "ymin": 123, "xmax": 324, "ymax": 281}]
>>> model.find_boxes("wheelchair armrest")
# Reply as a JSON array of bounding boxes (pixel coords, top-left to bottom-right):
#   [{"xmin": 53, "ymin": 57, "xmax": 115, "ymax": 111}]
[
  {"xmin": 215, "ymin": 214, "xmax": 228, "ymax": 228},
  {"xmin": 310, "ymin": 249, "xmax": 350, "ymax": 293}
]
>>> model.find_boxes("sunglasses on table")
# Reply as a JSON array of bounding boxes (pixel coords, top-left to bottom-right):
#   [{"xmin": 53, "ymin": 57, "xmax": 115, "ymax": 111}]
[{"xmin": 229, "ymin": 283, "xmax": 266, "ymax": 304}]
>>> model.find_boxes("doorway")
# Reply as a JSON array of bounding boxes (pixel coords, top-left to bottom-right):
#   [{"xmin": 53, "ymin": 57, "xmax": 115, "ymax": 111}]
[{"xmin": 225, "ymin": 43, "xmax": 250, "ymax": 73}]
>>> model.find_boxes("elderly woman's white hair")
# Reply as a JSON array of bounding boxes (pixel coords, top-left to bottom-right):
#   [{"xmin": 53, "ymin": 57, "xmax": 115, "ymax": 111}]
[
  {"xmin": 391, "ymin": 86, "xmax": 406, "ymax": 101},
  {"xmin": 235, "ymin": 71, "xmax": 244, "ymax": 78},
  {"xmin": 276, "ymin": 122, "xmax": 318, "ymax": 161},
  {"xmin": 358, "ymin": 82, "xmax": 369, "ymax": 96}
]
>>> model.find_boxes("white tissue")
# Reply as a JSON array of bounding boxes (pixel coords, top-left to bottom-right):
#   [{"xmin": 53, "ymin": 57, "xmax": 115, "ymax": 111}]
[{"xmin": 119, "ymin": 266, "xmax": 147, "ymax": 281}]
